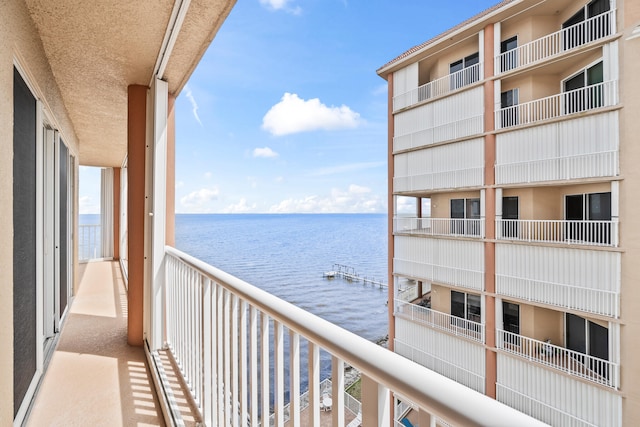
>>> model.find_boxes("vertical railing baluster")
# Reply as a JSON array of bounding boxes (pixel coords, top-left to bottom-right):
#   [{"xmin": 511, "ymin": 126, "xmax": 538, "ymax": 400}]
[
  {"xmin": 240, "ymin": 300, "xmax": 248, "ymax": 426},
  {"xmin": 274, "ymin": 321, "xmax": 285, "ymax": 427},
  {"xmin": 332, "ymin": 357, "xmax": 345, "ymax": 427},
  {"xmin": 260, "ymin": 313, "xmax": 270, "ymax": 427},
  {"xmin": 308, "ymin": 342, "xmax": 320, "ymax": 427},
  {"xmin": 224, "ymin": 290, "xmax": 232, "ymax": 426},
  {"xmin": 216, "ymin": 285, "xmax": 225, "ymax": 426},
  {"xmin": 249, "ymin": 306, "xmax": 259, "ymax": 427},
  {"xmin": 202, "ymin": 277, "xmax": 212, "ymax": 426},
  {"xmin": 289, "ymin": 331, "xmax": 300, "ymax": 427},
  {"xmin": 231, "ymin": 295, "xmax": 240, "ymax": 426}
]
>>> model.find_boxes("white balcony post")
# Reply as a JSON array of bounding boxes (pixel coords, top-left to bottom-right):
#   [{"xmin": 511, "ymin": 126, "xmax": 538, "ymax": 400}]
[
  {"xmin": 289, "ymin": 331, "xmax": 301, "ymax": 427},
  {"xmin": 275, "ymin": 321, "xmax": 285, "ymax": 427},
  {"xmin": 145, "ymin": 77, "xmax": 168, "ymax": 351},
  {"xmin": 361, "ymin": 374, "xmax": 391, "ymax": 427},
  {"xmin": 308, "ymin": 343, "xmax": 321, "ymax": 427},
  {"xmin": 202, "ymin": 278, "xmax": 213, "ymax": 426},
  {"xmin": 493, "ymin": 22, "xmax": 501, "ymax": 72},
  {"xmin": 332, "ymin": 357, "xmax": 345, "ymax": 427}
]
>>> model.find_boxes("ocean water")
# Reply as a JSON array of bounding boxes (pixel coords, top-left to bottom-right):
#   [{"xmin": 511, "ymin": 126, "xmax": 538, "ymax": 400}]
[{"xmin": 175, "ymin": 213, "xmax": 389, "ymax": 394}]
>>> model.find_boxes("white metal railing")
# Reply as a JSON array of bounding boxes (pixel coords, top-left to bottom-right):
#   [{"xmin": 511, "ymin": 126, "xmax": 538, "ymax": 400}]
[
  {"xmin": 495, "ymin": 10, "xmax": 615, "ymax": 74},
  {"xmin": 496, "ymin": 274, "xmax": 619, "ymax": 318},
  {"xmin": 395, "ymin": 300, "xmax": 485, "ymax": 343},
  {"xmin": 394, "ymin": 339, "xmax": 485, "ymax": 394},
  {"xmin": 394, "ymin": 217, "xmax": 485, "ymax": 238},
  {"xmin": 497, "ymin": 385, "xmax": 598, "ymax": 427},
  {"xmin": 496, "ymin": 219, "xmax": 618, "ymax": 247},
  {"xmin": 396, "ymin": 284, "xmax": 419, "ymax": 302},
  {"xmin": 393, "ymin": 166, "xmax": 484, "ymax": 192},
  {"xmin": 497, "ymin": 329, "xmax": 619, "ymax": 389},
  {"xmin": 495, "ymin": 150, "xmax": 618, "ymax": 184},
  {"xmin": 393, "ymin": 63, "xmax": 482, "ymax": 111},
  {"xmin": 78, "ymin": 224, "xmax": 102, "ymax": 261},
  {"xmin": 495, "ymin": 80, "xmax": 618, "ymax": 129},
  {"xmin": 162, "ymin": 246, "xmax": 544, "ymax": 426}
]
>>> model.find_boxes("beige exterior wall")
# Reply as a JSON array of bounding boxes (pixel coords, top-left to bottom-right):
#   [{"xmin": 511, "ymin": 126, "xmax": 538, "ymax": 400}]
[
  {"xmin": 430, "ymin": 284, "xmax": 451, "ymax": 314},
  {"xmin": 1, "ymin": 1, "xmax": 79, "ymax": 423},
  {"xmin": 618, "ymin": 0, "xmax": 640, "ymax": 423},
  {"xmin": 419, "ymin": 36, "xmax": 480, "ymax": 84},
  {"xmin": 430, "ymin": 191, "xmax": 481, "ymax": 218}
]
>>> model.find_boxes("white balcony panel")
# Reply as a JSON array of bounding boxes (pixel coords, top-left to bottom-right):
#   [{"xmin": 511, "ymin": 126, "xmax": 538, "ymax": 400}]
[
  {"xmin": 495, "ymin": 244, "xmax": 620, "ymax": 317},
  {"xmin": 395, "ymin": 318, "xmax": 485, "ymax": 393},
  {"xmin": 394, "ymin": 236, "xmax": 484, "ymax": 291},
  {"xmin": 393, "ymin": 87, "xmax": 484, "ymax": 151},
  {"xmin": 496, "ymin": 111, "xmax": 619, "ymax": 185},
  {"xmin": 393, "ymin": 63, "xmax": 419, "ymax": 100},
  {"xmin": 497, "ymin": 354, "xmax": 622, "ymax": 427},
  {"xmin": 393, "ymin": 64, "xmax": 483, "ymax": 111},
  {"xmin": 395, "ymin": 300, "xmax": 485, "ymax": 343},
  {"xmin": 495, "ymin": 10, "xmax": 616, "ymax": 74},
  {"xmin": 395, "ymin": 217, "xmax": 485, "ymax": 238},
  {"xmin": 394, "ymin": 138, "xmax": 484, "ymax": 192}
]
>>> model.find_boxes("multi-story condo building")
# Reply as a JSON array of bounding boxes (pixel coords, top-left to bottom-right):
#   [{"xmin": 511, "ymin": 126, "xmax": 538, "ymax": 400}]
[{"xmin": 378, "ymin": 0, "xmax": 640, "ymax": 425}]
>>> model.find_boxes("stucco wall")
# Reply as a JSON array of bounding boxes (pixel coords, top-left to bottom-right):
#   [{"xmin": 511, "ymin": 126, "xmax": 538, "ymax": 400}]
[{"xmin": 0, "ymin": 1, "xmax": 79, "ymax": 423}]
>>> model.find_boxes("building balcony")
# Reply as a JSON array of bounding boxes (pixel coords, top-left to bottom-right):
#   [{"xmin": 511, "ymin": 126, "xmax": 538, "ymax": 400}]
[
  {"xmin": 393, "ymin": 63, "xmax": 482, "ymax": 111},
  {"xmin": 26, "ymin": 253, "xmax": 543, "ymax": 426},
  {"xmin": 496, "ymin": 218, "xmax": 618, "ymax": 247},
  {"xmin": 395, "ymin": 299, "xmax": 485, "ymax": 343},
  {"xmin": 495, "ymin": 9, "xmax": 616, "ymax": 75},
  {"xmin": 495, "ymin": 80, "xmax": 619, "ymax": 130},
  {"xmin": 394, "ymin": 217, "xmax": 485, "ymax": 239},
  {"xmin": 497, "ymin": 329, "xmax": 619, "ymax": 389}
]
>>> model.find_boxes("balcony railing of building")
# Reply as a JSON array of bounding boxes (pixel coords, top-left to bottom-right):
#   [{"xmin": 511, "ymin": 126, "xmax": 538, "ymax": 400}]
[
  {"xmin": 78, "ymin": 224, "xmax": 102, "ymax": 261},
  {"xmin": 162, "ymin": 246, "xmax": 544, "ymax": 426},
  {"xmin": 496, "ymin": 274, "xmax": 619, "ymax": 318},
  {"xmin": 495, "ymin": 219, "xmax": 618, "ymax": 247},
  {"xmin": 394, "ymin": 339, "xmax": 486, "ymax": 394},
  {"xmin": 393, "ymin": 63, "xmax": 482, "ymax": 111},
  {"xmin": 495, "ymin": 10, "xmax": 616, "ymax": 74},
  {"xmin": 495, "ymin": 80, "xmax": 618, "ymax": 130},
  {"xmin": 395, "ymin": 299, "xmax": 485, "ymax": 343},
  {"xmin": 394, "ymin": 217, "xmax": 485, "ymax": 238},
  {"xmin": 497, "ymin": 329, "xmax": 619, "ymax": 389}
]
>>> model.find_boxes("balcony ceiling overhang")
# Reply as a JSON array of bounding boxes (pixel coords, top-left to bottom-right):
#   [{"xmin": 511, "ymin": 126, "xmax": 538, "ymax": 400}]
[{"xmin": 25, "ymin": 0, "xmax": 235, "ymax": 167}]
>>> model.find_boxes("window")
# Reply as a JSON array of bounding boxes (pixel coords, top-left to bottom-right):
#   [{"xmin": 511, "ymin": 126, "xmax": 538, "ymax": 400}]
[
  {"xmin": 563, "ymin": 61, "xmax": 604, "ymax": 114},
  {"xmin": 501, "ymin": 196, "xmax": 519, "ymax": 238},
  {"xmin": 500, "ymin": 88, "xmax": 519, "ymax": 127},
  {"xmin": 450, "ymin": 198, "xmax": 480, "ymax": 235},
  {"xmin": 500, "ymin": 36, "xmax": 518, "ymax": 72},
  {"xmin": 563, "ymin": 0, "xmax": 611, "ymax": 49},
  {"xmin": 449, "ymin": 52, "xmax": 480, "ymax": 90},
  {"xmin": 566, "ymin": 313, "xmax": 609, "ymax": 378},
  {"xmin": 565, "ymin": 192, "xmax": 611, "ymax": 244},
  {"xmin": 502, "ymin": 302, "xmax": 520, "ymax": 346},
  {"xmin": 451, "ymin": 291, "xmax": 481, "ymax": 324}
]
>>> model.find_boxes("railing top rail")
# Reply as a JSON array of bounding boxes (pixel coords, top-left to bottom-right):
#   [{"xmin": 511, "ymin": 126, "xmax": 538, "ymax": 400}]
[
  {"xmin": 165, "ymin": 245, "xmax": 545, "ymax": 427},
  {"xmin": 393, "ymin": 62, "xmax": 482, "ymax": 103}
]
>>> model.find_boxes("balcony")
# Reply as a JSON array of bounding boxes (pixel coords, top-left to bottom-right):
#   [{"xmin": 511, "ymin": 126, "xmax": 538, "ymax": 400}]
[
  {"xmin": 395, "ymin": 299, "xmax": 485, "ymax": 343},
  {"xmin": 393, "ymin": 63, "xmax": 482, "ymax": 111},
  {"xmin": 497, "ymin": 329, "xmax": 619, "ymax": 389},
  {"xmin": 495, "ymin": 80, "xmax": 619, "ymax": 130},
  {"xmin": 78, "ymin": 223, "xmax": 103, "ymax": 261},
  {"xmin": 495, "ymin": 10, "xmax": 616, "ymax": 74},
  {"xmin": 496, "ymin": 218, "xmax": 618, "ymax": 247},
  {"xmin": 394, "ymin": 217, "xmax": 485, "ymax": 238}
]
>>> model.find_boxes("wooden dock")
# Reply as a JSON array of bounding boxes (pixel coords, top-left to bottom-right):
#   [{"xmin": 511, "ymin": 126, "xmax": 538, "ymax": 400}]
[{"xmin": 323, "ymin": 263, "xmax": 387, "ymax": 288}]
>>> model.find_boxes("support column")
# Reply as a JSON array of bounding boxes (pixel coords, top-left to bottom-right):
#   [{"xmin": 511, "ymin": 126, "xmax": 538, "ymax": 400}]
[
  {"xmin": 127, "ymin": 84, "xmax": 147, "ymax": 346},
  {"xmin": 483, "ymin": 23, "xmax": 498, "ymax": 399},
  {"xmin": 387, "ymin": 73, "xmax": 396, "ymax": 355},
  {"xmin": 166, "ymin": 94, "xmax": 176, "ymax": 247},
  {"xmin": 113, "ymin": 167, "xmax": 120, "ymax": 260}
]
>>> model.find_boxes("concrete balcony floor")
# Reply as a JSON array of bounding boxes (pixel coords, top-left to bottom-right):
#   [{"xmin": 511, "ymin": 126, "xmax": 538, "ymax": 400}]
[{"xmin": 26, "ymin": 261, "xmax": 165, "ymax": 427}]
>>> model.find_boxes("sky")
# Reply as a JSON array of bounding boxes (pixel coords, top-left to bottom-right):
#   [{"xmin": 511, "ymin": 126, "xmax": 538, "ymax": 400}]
[{"xmin": 80, "ymin": 0, "xmax": 499, "ymax": 215}]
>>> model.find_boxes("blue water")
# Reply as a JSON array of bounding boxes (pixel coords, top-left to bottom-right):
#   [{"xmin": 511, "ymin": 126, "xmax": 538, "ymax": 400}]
[{"xmin": 175, "ymin": 213, "xmax": 389, "ymax": 396}]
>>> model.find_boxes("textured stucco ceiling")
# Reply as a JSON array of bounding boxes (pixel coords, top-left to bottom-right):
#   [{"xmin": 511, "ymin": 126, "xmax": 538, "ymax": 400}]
[{"xmin": 25, "ymin": 0, "xmax": 235, "ymax": 167}]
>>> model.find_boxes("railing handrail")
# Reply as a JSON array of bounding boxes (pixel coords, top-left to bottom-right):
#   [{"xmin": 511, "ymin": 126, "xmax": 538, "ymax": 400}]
[
  {"xmin": 164, "ymin": 246, "xmax": 545, "ymax": 426},
  {"xmin": 395, "ymin": 299, "xmax": 485, "ymax": 343},
  {"xmin": 497, "ymin": 328, "xmax": 619, "ymax": 388},
  {"xmin": 494, "ymin": 9, "xmax": 615, "ymax": 73},
  {"xmin": 495, "ymin": 80, "xmax": 618, "ymax": 129},
  {"xmin": 393, "ymin": 62, "xmax": 483, "ymax": 111}
]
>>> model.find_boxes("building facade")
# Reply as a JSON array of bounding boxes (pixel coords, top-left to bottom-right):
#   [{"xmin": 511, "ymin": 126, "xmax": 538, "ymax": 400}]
[{"xmin": 378, "ymin": 0, "xmax": 640, "ymax": 425}]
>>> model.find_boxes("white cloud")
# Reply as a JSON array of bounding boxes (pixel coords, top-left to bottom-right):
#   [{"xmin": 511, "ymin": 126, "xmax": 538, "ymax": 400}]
[
  {"xmin": 269, "ymin": 184, "xmax": 385, "ymax": 213},
  {"xmin": 184, "ymin": 84, "xmax": 202, "ymax": 126},
  {"xmin": 180, "ymin": 187, "xmax": 219, "ymax": 212},
  {"xmin": 262, "ymin": 93, "xmax": 361, "ymax": 136},
  {"xmin": 222, "ymin": 198, "xmax": 256, "ymax": 213},
  {"xmin": 79, "ymin": 195, "xmax": 99, "ymax": 215},
  {"xmin": 395, "ymin": 196, "xmax": 418, "ymax": 215},
  {"xmin": 259, "ymin": 0, "xmax": 302, "ymax": 14},
  {"xmin": 253, "ymin": 147, "xmax": 279, "ymax": 158}
]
